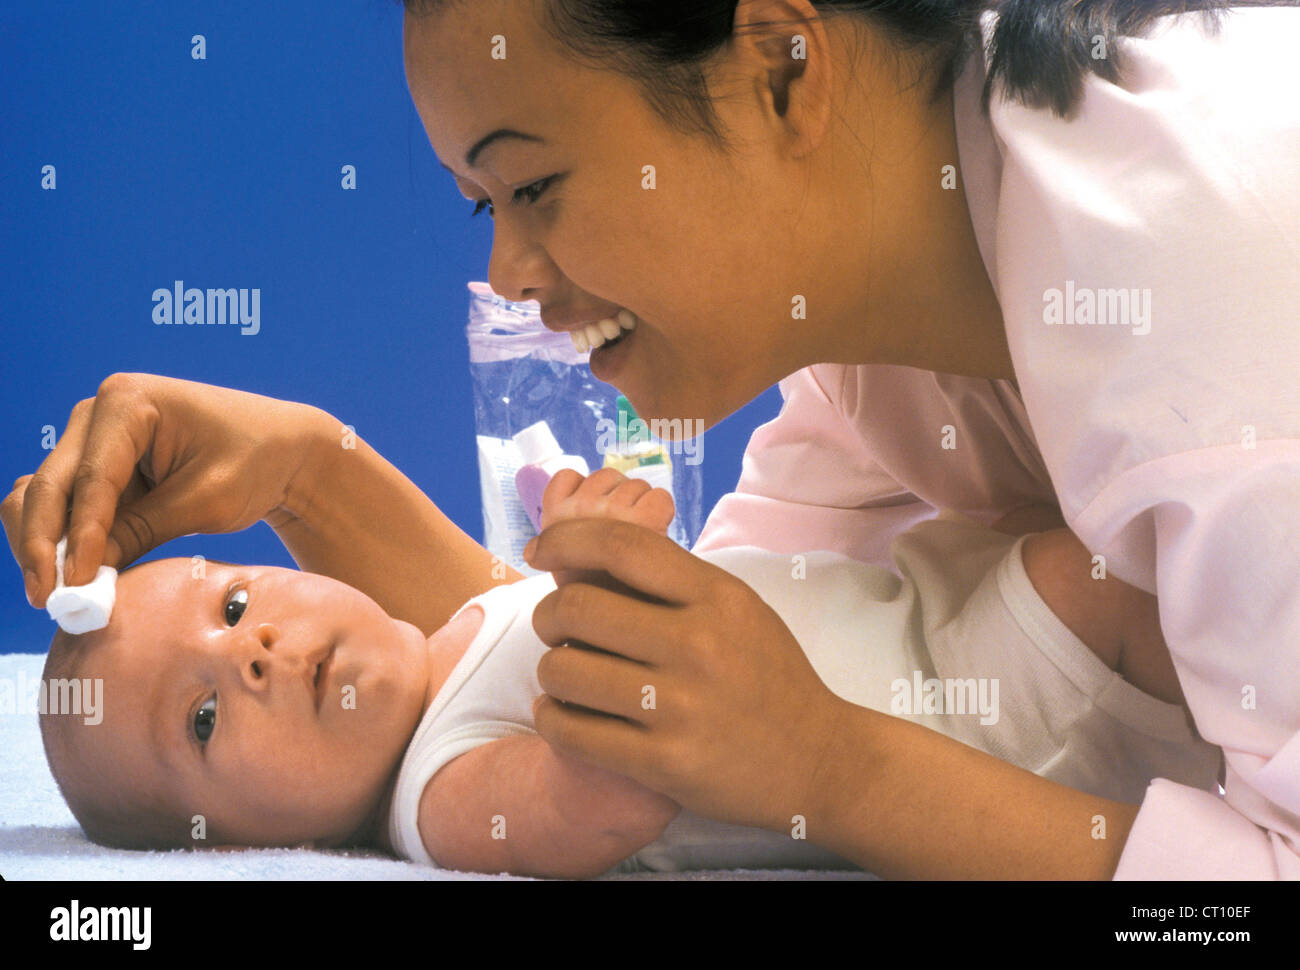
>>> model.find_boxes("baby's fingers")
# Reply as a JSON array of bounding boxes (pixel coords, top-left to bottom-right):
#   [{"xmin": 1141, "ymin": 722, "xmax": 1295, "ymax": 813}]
[
  {"xmin": 574, "ymin": 466, "xmax": 634, "ymax": 499},
  {"xmin": 636, "ymin": 487, "xmax": 676, "ymax": 529},
  {"xmin": 606, "ymin": 476, "xmax": 652, "ymax": 511},
  {"xmin": 540, "ymin": 468, "xmax": 585, "ymax": 518}
]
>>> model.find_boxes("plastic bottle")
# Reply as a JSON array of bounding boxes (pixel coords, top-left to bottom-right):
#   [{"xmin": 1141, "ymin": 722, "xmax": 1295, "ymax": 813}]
[
  {"xmin": 513, "ymin": 421, "xmax": 591, "ymax": 533},
  {"xmin": 603, "ymin": 395, "xmax": 675, "ymax": 500}
]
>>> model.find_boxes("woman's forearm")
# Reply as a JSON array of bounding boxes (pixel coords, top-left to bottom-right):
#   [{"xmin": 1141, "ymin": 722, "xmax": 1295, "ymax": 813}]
[
  {"xmin": 810, "ymin": 701, "xmax": 1138, "ymax": 879},
  {"xmin": 267, "ymin": 407, "xmax": 523, "ymax": 636}
]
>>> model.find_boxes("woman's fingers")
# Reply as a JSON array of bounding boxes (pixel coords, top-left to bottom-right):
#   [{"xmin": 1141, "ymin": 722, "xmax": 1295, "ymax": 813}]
[
  {"xmin": 528, "ymin": 519, "xmax": 854, "ymax": 831},
  {"xmin": 8, "ymin": 374, "xmax": 332, "ymax": 609},
  {"xmin": 100, "ymin": 464, "xmax": 212, "ymax": 574},
  {"xmin": 1, "ymin": 477, "xmax": 36, "ymax": 603},
  {"xmin": 12, "ymin": 396, "xmax": 100, "ymax": 605},
  {"xmin": 535, "ymin": 643, "xmax": 657, "ymax": 722},
  {"xmin": 524, "ymin": 516, "xmax": 715, "ymax": 607},
  {"xmin": 532, "ymin": 578, "xmax": 675, "ymax": 664},
  {"xmin": 59, "ymin": 375, "xmax": 163, "ymax": 586},
  {"xmin": 532, "ymin": 693, "xmax": 655, "ymax": 779}
]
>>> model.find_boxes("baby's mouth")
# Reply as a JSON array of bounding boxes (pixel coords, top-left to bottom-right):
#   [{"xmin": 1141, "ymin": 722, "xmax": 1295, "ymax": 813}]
[{"xmin": 313, "ymin": 647, "xmax": 334, "ymax": 714}]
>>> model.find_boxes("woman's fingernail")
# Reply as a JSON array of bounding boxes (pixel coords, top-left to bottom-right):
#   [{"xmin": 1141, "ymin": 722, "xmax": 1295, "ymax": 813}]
[{"xmin": 24, "ymin": 569, "xmax": 38, "ymax": 607}]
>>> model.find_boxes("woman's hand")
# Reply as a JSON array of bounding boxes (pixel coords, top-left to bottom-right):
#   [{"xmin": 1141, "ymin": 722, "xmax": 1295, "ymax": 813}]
[
  {"xmin": 3, "ymin": 373, "xmax": 330, "ymax": 608},
  {"xmin": 523, "ymin": 517, "xmax": 1142, "ymax": 878},
  {"xmin": 523, "ymin": 517, "xmax": 850, "ymax": 833}
]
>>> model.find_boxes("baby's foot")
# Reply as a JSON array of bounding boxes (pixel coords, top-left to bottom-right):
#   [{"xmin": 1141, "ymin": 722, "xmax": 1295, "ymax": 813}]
[{"xmin": 540, "ymin": 467, "xmax": 675, "ymax": 534}]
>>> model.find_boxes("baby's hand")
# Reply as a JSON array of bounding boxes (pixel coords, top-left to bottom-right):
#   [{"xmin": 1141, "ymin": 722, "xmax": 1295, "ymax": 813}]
[
  {"xmin": 539, "ymin": 468, "xmax": 675, "ymax": 593},
  {"xmin": 540, "ymin": 467, "xmax": 675, "ymax": 534}
]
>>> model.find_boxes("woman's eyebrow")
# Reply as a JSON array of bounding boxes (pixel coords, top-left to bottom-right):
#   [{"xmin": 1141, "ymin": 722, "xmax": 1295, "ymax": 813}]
[{"xmin": 440, "ymin": 128, "xmax": 545, "ymax": 174}]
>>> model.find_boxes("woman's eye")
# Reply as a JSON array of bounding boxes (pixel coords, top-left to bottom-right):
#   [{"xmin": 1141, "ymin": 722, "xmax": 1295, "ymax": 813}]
[
  {"xmin": 469, "ymin": 177, "xmax": 555, "ymax": 219},
  {"xmin": 194, "ymin": 697, "xmax": 217, "ymax": 745},
  {"xmin": 224, "ymin": 588, "xmax": 248, "ymax": 626}
]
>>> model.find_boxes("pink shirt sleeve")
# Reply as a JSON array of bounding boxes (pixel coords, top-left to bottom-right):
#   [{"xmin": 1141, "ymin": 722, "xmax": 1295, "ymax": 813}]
[
  {"xmin": 1079, "ymin": 452, "xmax": 1300, "ymax": 880},
  {"xmin": 961, "ymin": 7, "xmax": 1300, "ymax": 877},
  {"xmin": 691, "ymin": 365, "xmax": 938, "ymax": 569},
  {"xmin": 1116, "ymin": 780, "xmax": 1300, "ymax": 880}
]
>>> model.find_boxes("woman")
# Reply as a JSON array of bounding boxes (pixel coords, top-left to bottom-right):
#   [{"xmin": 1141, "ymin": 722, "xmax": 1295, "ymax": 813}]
[{"xmin": 9, "ymin": 0, "xmax": 1300, "ymax": 878}]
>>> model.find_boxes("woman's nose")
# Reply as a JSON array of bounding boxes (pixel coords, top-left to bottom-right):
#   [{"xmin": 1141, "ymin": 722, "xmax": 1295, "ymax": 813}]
[{"xmin": 486, "ymin": 217, "xmax": 558, "ymax": 304}]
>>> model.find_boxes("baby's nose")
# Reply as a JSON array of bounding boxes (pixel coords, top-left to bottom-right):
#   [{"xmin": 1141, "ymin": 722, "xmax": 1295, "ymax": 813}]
[{"xmin": 237, "ymin": 623, "xmax": 284, "ymax": 683}]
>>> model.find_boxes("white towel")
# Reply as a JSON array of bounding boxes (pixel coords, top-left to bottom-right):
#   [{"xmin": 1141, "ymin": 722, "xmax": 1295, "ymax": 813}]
[{"xmin": 44, "ymin": 538, "xmax": 117, "ymax": 635}]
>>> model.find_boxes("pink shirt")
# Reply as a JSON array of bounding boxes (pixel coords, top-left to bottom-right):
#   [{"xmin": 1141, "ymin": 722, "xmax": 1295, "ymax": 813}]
[{"xmin": 692, "ymin": 7, "xmax": 1300, "ymax": 879}]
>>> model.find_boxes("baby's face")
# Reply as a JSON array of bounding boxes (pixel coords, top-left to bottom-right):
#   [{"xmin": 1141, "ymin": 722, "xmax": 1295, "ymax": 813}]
[{"xmin": 73, "ymin": 558, "xmax": 432, "ymax": 848}]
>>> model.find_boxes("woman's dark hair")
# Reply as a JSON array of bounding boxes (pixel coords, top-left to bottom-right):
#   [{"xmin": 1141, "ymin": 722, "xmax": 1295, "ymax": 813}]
[{"xmin": 404, "ymin": 1, "xmax": 1299, "ymax": 144}]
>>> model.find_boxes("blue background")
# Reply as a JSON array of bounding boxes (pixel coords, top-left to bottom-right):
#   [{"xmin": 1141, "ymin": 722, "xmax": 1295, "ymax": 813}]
[{"xmin": 0, "ymin": 0, "xmax": 782, "ymax": 653}]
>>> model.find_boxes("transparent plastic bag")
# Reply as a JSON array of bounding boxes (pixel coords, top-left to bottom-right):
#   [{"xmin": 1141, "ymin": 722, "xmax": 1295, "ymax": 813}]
[{"xmin": 465, "ymin": 281, "xmax": 704, "ymax": 576}]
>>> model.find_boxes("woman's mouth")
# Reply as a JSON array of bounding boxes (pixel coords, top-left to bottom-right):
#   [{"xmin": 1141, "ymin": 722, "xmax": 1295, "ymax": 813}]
[
  {"xmin": 569, "ymin": 308, "xmax": 637, "ymax": 354},
  {"xmin": 581, "ymin": 310, "xmax": 639, "ymax": 381}
]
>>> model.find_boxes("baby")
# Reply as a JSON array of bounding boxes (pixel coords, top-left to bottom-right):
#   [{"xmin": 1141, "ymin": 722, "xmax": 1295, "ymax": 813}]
[{"xmin": 37, "ymin": 470, "xmax": 1220, "ymax": 877}]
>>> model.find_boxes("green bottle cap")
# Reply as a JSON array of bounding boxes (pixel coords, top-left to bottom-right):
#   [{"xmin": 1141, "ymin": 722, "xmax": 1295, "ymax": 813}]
[{"xmin": 616, "ymin": 395, "xmax": 635, "ymax": 446}]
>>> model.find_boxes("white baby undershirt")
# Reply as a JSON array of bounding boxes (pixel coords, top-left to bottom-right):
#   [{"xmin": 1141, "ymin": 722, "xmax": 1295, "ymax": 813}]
[{"xmin": 388, "ymin": 522, "xmax": 1221, "ymax": 873}]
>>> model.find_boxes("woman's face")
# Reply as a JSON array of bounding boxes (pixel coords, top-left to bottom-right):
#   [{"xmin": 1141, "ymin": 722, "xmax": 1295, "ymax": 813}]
[{"xmin": 402, "ymin": 0, "xmax": 851, "ymax": 432}]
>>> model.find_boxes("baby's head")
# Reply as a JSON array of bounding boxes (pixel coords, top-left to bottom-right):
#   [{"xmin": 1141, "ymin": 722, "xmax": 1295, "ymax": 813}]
[{"xmin": 38, "ymin": 557, "xmax": 433, "ymax": 852}]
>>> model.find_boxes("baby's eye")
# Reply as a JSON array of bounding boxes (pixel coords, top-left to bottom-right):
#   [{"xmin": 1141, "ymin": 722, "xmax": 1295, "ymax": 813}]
[
  {"xmin": 194, "ymin": 697, "xmax": 217, "ymax": 744},
  {"xmin": 225, "ymin": 588, "xmax": 248, "ymax": 626}
]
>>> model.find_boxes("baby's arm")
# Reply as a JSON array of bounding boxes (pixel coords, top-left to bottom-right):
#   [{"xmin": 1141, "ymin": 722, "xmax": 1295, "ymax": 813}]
[
  {"xmin": 992, "ymin": 504, "xmax": 1184, "ymax": 706},
  {"xmin": 419, "ymin": 469, "xmax": 680, "ymax": 877},
  {"xmin": 1018, "ymin": 525, "xmax": 1186, "ymax": 708},
  {"xmin": 418, "ymin": 734, "xmax": 679, "ymax": 878}
]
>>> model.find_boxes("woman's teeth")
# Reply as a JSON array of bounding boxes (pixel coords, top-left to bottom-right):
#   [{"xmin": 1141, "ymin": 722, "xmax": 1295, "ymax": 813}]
[{"xmin": 572, "ymin": 309, "xmax": 637, "ymax": 353}]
